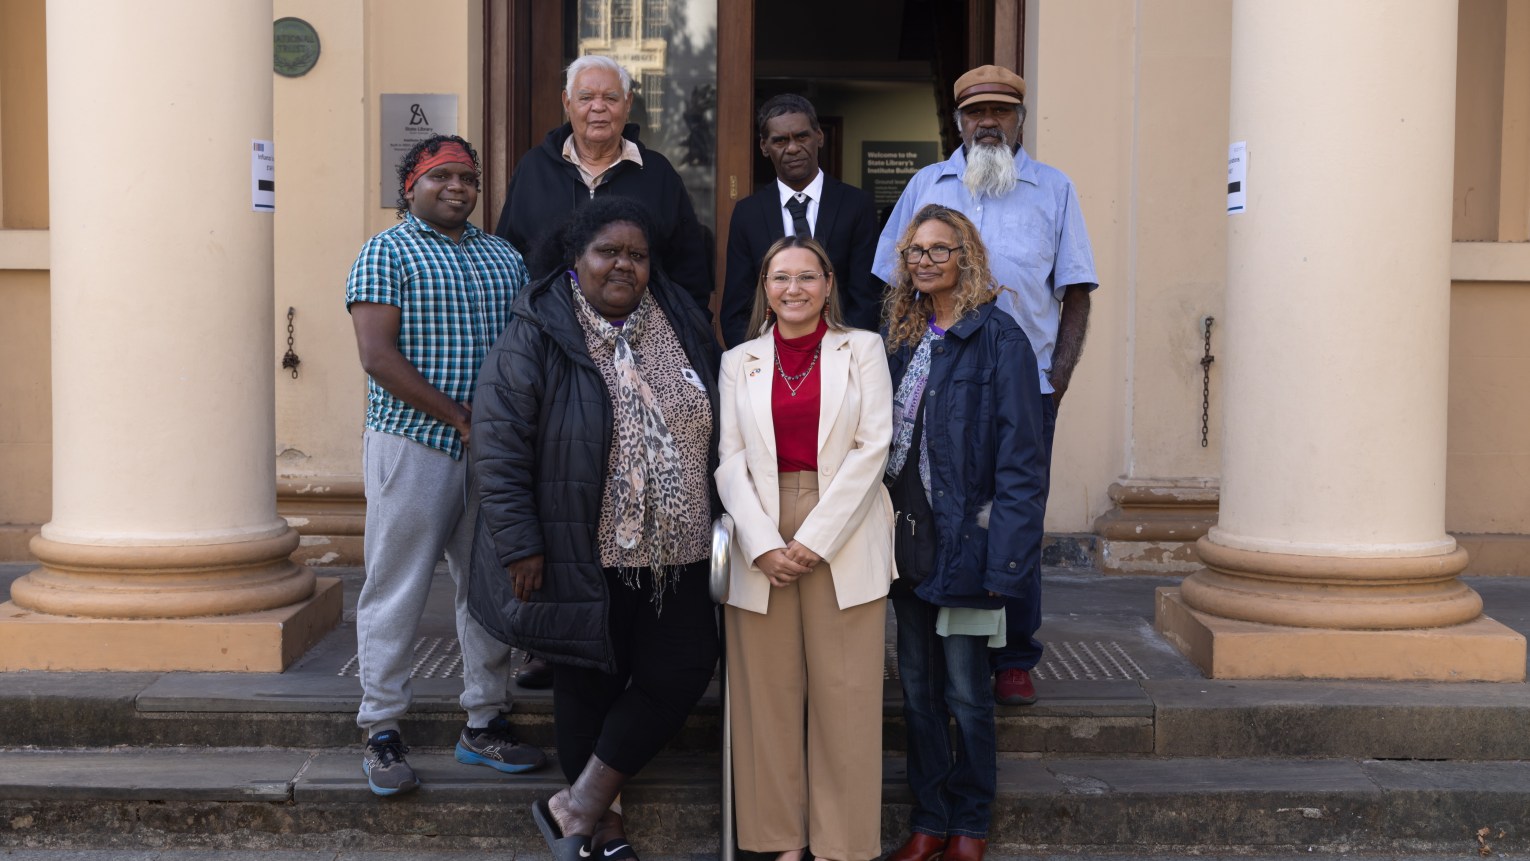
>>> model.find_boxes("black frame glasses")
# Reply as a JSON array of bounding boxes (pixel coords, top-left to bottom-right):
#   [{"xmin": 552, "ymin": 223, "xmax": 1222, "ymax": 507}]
[{"xmin": 901, "ymin": 244, "xmax": 962, "ymax": 264}]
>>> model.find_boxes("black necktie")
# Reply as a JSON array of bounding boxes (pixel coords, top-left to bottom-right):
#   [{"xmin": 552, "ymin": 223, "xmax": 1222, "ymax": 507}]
[{"xmin": 786, "ymin": 194, "xmax": 811, "ymax": 238}]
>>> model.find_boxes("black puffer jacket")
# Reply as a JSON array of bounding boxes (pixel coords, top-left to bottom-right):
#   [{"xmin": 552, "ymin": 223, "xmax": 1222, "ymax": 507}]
[
  {"xmin": 495, "ymin": 122, "xmax": 714, "ymax": 316},
  {"xmin": 467, "ymin": 269, "xmax": 721, "ymax": 673}
]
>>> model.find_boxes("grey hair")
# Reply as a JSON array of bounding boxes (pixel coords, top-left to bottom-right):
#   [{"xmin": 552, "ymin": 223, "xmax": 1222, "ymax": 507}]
[
  {"xmin": 565, "ymin": 55, "xmax": 632, "ymax": 98},
  {"xmin": 952, "ymin": 102, "xmax": 1029, "ymax": 132}
]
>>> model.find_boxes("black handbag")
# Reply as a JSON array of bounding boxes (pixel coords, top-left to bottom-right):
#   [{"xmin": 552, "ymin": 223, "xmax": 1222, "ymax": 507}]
[{"xmin": 888, "ymin": 404, "xmax": 937, "ymax": 587}]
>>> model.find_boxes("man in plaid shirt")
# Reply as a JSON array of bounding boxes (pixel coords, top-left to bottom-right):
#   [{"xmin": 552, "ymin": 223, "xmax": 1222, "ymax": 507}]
[{"xmin": 346, "ymin": 134, "xmax": 546, "ymax": 796}]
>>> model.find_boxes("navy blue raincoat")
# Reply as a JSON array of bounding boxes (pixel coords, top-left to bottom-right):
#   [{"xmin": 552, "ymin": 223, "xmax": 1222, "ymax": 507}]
[{"xmin": 885, "ymin": 302, "xmax": 1048, "ymax": 608}]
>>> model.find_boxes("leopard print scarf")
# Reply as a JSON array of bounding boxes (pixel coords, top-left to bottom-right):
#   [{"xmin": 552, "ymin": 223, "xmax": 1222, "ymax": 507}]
[{"xmin": 569, "ymin": 277, "xmax": 690, "ymax": 603}]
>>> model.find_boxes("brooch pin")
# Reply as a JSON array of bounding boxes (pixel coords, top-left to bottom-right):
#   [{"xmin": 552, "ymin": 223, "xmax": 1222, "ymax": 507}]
[{"xmin": 748, "ymin": 367, "xmax": 762, "ymax": 377}]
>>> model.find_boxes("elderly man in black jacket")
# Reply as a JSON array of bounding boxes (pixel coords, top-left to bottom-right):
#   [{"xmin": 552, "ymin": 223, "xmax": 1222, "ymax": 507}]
[{"xmin": 495, "ymin": 54, "xmax": 713, "ymax": 317}]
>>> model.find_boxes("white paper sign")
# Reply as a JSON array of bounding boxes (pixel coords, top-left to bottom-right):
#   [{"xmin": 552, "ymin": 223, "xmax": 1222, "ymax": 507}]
[
  {"xmin": 1227, "ymin": 141, "xmax": 1247, "ymax": 214},
  {"xmin": 252, "ymin": 140, "xmax": 275, "ymax": 212}
]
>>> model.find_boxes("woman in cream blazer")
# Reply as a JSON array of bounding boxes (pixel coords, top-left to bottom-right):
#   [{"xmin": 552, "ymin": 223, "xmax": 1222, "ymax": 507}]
[{"xmin": 715, "ymin": 235, "xmax": 894, "ymax": 861}]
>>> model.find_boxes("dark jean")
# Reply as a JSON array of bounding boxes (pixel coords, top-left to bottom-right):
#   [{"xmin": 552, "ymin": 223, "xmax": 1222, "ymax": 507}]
[
  {"xmin": 893, "ymin": 592, "xmax": 998, "ymax": 840},
  {"xmin": 993, "ymin": 392, "xmax": 1057, "ymax": 672}
]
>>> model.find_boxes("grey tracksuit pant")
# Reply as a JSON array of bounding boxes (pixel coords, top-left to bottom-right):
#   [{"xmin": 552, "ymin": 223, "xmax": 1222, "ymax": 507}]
[{"xmin": 355, "ymin": 429, "xmax": 514, "ymax": 736}]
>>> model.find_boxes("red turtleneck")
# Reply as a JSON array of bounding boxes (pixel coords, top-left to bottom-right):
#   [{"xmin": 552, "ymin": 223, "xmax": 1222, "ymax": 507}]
[{"xmin": 772, "ymin": 318, "xmax": 827, "ymax": 472}]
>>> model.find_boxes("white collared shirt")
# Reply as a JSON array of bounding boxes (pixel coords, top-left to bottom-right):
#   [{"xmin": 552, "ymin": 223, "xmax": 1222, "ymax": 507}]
[{"xmin": 776, "ymin": 169, "xmax": 825, "ymax": 238}]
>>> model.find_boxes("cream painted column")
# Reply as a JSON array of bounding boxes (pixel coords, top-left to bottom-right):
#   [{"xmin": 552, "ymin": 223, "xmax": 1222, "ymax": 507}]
[
  {"xmin": 1155, "ymin": 0, "xmax": 1525, "ymax": 680},
  {"xmin": 0, "ymin": 0, "xmax": 340, "ymax": 671}
]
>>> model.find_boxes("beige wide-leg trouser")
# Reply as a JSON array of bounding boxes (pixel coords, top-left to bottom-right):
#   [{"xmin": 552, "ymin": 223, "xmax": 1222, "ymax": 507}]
[{"xmin": 726, "ymin": 471, "xmax": 886, "ymax": 861}]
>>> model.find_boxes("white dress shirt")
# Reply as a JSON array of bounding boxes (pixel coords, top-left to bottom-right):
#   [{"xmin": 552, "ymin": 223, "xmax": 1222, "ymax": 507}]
[{"xmin": 776, "ymin": 169, "xmax": 826, "ymax": 238}]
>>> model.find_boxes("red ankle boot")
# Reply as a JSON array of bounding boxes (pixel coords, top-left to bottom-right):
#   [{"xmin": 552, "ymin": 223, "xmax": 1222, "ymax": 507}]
[
  {"xmin": 886, "ymin": 832, "xmax": 946, "ymax": 861},
  {"xmin": 943, "ymin": 835, "xmax": 986, "ymax": 861}
]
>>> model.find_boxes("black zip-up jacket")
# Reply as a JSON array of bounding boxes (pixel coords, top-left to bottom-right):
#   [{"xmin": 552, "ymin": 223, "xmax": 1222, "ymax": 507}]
[
  {"xmin": 495, "ymin": 122, "xmax": 714, "ymax": 317},
  {"xmin": 467, "ymin": 269, "xmax": 721, "ymax": 672}
]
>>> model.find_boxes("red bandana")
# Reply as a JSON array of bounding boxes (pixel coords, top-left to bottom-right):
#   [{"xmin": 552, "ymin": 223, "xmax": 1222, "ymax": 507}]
[{"xmin": 405, "ymin": 142, "xmax": 474, "ymax": 192}]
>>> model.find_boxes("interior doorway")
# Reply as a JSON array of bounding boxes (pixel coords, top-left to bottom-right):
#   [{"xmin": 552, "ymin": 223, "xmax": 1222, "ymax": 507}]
[{"xmin": 748, "ymin": 1, "xmax": 977, "ymax": 193}]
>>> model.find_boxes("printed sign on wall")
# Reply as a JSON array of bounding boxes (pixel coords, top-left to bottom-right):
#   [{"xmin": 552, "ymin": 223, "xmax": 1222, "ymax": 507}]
[
  {"xmin": 1227, "ymin": 141, "xmax": 1247, "ymax": 214},
  {"xmin": 252, "ymin": 140, "xmax": 274, "ymax": 212},
  {"xmin": 380, "ymin": 94, "xmax": 459, "ymax": 206},
  {"xmin": 862, "ymin": 141, "xmax": 939, "ymax": 210}
]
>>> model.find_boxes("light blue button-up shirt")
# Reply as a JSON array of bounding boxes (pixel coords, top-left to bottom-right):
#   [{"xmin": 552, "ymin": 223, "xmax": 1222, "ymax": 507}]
[{"xmin": 873, "ymin": 145, "xmax": 1098, "ymax": 394}]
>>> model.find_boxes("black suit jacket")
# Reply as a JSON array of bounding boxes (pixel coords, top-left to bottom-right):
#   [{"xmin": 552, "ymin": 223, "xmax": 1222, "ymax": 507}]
[{"xmin": 721, "ymin": 174, "xmax": 883, "ymax": 348}]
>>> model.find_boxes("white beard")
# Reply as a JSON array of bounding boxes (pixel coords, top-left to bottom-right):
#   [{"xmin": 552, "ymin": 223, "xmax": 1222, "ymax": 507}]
[{"xmin": 963, "ymin": 136, "xmax": 1018, "ymax": 199}]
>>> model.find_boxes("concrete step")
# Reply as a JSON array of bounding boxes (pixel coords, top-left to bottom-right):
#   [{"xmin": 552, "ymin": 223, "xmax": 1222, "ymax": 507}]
[
  {"xmin": 2, "ymin": 747, "xmax": 1528, "ymax": 856},
  {"xmin": 0, "ymin": 853, "xmax": 1507, "ymax": 861},
  {"xmin": 7, "ymin": 567, "xmax": 1530, "ymax": 757},
  {"xmin": 8, "ymin": 670, "xmax": 1530, "ymax": 761}
]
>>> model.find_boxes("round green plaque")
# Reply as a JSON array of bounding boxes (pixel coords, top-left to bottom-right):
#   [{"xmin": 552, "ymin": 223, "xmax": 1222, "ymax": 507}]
[{"xmin": 273, "ymin": 17, "xmax": 320, "ymax": 78}]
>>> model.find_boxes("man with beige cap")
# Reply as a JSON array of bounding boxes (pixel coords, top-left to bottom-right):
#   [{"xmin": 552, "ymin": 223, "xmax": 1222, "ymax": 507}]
[{"xmin": 874, "ymin": 64, "xmax": 1098, "ymax": 713}]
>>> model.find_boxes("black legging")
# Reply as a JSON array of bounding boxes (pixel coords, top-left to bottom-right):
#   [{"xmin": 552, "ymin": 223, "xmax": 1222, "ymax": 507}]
[{"xmin": 552, "ymin": 560, "xmax": 719, "ymax": 781}]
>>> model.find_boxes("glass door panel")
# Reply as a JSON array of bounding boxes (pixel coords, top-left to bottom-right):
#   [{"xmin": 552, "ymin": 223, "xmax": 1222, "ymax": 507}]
[{"xmin": 569, "ymin": 0, "xmax": 719, "ymax": 232}]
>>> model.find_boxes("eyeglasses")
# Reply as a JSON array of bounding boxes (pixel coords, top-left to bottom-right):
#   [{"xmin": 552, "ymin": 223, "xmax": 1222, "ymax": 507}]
[
  {"xmin": 767, "ymin": 271, "xmax": 825, "ymax": 288},
  {"xmin": 902, "ymin": 245, "xmax": 962, "ymax": 264}
]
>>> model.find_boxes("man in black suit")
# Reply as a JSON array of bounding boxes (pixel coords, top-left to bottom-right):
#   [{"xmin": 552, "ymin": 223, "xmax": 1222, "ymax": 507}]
[{"xmin": 721, "ymin": 94, "xmax": 883, "ymax": 347}]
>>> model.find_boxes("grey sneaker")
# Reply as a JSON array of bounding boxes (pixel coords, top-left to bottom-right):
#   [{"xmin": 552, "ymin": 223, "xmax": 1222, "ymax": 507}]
[
  {"xmin": 362, "ymin": 729, "xmax": 419, "ymax": 796},
  {"xmin": 455, "ymin": 713, "xmax": 547, "ymax": 773}
]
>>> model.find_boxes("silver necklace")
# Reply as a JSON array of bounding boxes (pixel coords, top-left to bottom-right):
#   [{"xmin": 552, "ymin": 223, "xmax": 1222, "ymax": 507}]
[{"xmin": 774, "ymin": 344, "xmax": 821, "ymax": 397}]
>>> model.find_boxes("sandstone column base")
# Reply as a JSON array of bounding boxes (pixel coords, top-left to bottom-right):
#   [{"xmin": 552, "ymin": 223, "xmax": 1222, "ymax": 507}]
[
  {"xmin": 1156, "ymin": 587, "xmax": 1526, "ymax": 681},
  {"xmin": 15, "ymin": 528, "xmax": 317, "ymax": 618},
  {"xmin": 1093, "ymin": 480, "xmax": 1219, "ymax": 574},
  {"xmin": 1184, "ymin": 535, "xmax": 1482, "ymax": 629},
  {"xmin": 0, "ymin": 577, "xmax": 343, "ymax": 672}
]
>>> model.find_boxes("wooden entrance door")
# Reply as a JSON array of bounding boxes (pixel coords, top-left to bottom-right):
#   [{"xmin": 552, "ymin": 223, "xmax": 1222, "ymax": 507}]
[{"xmin": 483, "ymin": 0, "xmax": 1022, "ymax": 315}]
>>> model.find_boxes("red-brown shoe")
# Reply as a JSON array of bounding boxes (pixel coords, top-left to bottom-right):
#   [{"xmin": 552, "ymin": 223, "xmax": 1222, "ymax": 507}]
[
  {"xmin": 994, "ymin": 668, "xmax": 1037, "ymax": 706},
  {"xmin": 942, "ymin": 835, "xmax": 987, "ymax": 861},
  {"xmin": 885, "ymin": 832, "xmax": 945, "ymax": 861}
]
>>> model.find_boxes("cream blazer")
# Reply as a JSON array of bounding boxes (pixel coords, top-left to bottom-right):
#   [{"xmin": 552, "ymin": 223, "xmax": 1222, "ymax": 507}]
[{"xmin": 715, "ymin": 326, "xmax": 896, "ymax": 615}]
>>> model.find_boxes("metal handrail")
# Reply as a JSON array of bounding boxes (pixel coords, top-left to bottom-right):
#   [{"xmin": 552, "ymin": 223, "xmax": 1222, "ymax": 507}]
[{"xmin": 709, "ymin": 515, "xmax": 736, "ymax": 861}]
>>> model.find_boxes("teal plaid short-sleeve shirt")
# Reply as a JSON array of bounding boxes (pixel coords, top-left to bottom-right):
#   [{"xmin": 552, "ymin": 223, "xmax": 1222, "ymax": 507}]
[{"xmin": 345, "ymin": 213, "xmax": 528, "ymax": 459}]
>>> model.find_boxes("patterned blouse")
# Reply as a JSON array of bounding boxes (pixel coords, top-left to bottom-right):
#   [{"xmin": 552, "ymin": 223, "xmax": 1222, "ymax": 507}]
[{"xmin": 579, "ymin": 297, "xmax": 713, "ymax": 570}]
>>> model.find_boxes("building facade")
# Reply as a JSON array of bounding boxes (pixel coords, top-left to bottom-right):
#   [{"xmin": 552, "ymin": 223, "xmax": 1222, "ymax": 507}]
[{"xmin": 0, "ymin": 0, "xmax": 1526, "ymax": 677}]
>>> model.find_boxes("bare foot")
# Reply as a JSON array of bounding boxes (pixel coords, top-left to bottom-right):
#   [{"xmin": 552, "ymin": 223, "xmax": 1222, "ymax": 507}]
[{"xmin": 546, "ymin": 788, "xmax": 598, "ymax": 838}]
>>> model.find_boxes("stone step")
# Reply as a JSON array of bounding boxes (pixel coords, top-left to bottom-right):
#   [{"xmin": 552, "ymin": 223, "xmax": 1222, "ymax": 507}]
[
  {"xmin": 8, "ymin": 671, "xmax": 1530, "ymax": 760},
  {"xmin": 0, "ymin": 853, "xmax": 1502, "ymax": 861},
  {"xmin": 2, "ymin": 747, "xmax": 1528, "ymax": 856}
]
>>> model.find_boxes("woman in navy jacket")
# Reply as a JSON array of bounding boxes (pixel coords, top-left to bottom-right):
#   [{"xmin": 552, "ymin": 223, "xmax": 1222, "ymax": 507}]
[{"xmin": 880, "ymin": 205, "xmax": 1048, "ymax": 861}]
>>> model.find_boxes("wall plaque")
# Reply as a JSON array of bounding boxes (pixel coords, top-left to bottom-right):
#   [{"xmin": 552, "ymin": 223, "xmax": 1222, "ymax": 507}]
[
  {"xmin": 273, "ymin": 17, "xmax": 320, "ymax": 78},
  {"xmin": 380, "ymin": 94, "xmax": 459, "ymax": 206}
]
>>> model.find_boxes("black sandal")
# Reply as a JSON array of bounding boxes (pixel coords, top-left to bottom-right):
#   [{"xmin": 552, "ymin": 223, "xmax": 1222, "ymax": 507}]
[
  {"xmin": 531, "ymin": 797, "xmax": 593, "ymax": 861},
  {"xmin": 594, "ymin": 836, "xmax": 639, "ymax": 859}
]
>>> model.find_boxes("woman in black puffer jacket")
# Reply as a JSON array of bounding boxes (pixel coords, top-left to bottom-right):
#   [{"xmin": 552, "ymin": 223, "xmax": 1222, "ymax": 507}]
[{"xmin": 469, "ymin": 197, "xmax": 720, "ymax": 861}]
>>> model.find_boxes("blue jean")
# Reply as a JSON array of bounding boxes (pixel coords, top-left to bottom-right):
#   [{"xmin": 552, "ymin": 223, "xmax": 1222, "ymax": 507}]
[
  {"xmin": 993, "ymin": 393, "xmax": 1056, "ymax": 672},
  {"xmin": 893, "ymin": 593, "xmax": 998, "ymax": 840}
]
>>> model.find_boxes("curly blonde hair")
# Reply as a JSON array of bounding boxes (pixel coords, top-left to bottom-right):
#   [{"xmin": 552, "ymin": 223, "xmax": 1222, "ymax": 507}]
[
  {"xmin": 745, "ymin": 235, "xmax": 848, "ymax": 340},
  {"xmin": 882, "ymin": 204, "xmax": 999, "ymax": 352}
]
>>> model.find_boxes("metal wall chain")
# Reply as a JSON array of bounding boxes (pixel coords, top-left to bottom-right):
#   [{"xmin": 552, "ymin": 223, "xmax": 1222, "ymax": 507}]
[
  {"xmin": 1200, "ymin": 316, "xmax": 1215, "ymax": 447},
  {"xmin": 282, "ymin": 306, "xmax": 302, "ymax": 379}
]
